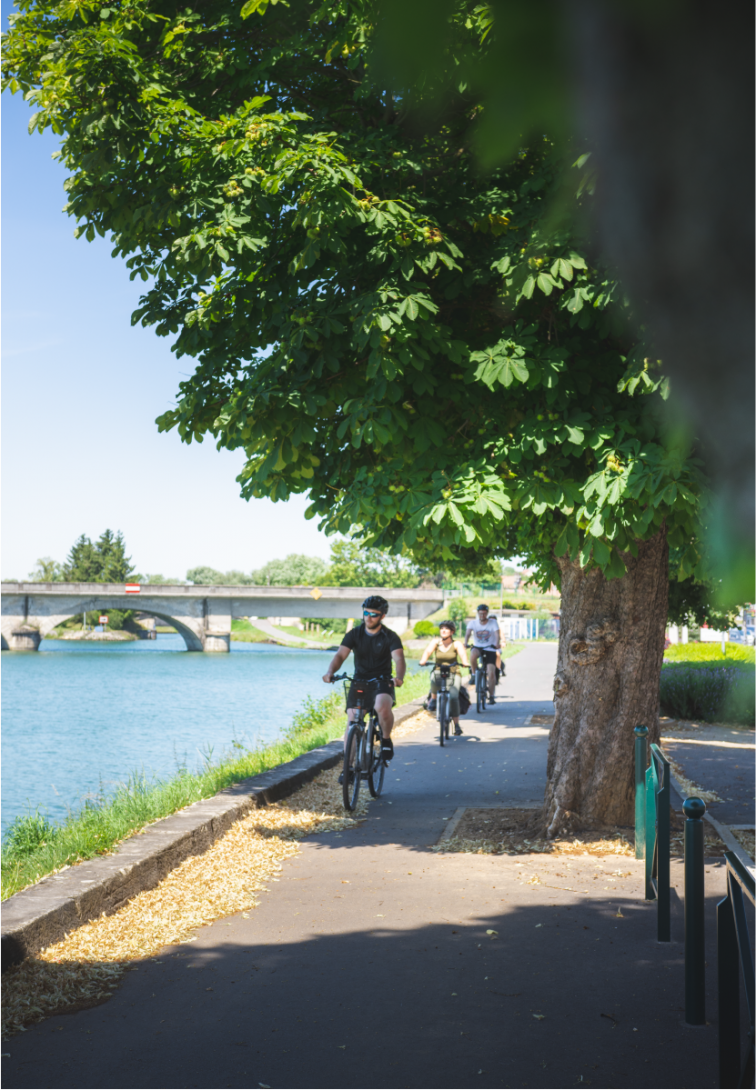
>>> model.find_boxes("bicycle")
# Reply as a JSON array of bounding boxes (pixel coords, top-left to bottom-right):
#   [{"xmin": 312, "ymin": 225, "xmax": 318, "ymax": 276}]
[
  {"xmin": 472, "ymin": 655, "xmax": 487, "ymax": 714},
  {"xmin": 332, "ymin": 673, "xmax": 389, "ymax": 810},
  {"xmin": 422, "ymin": 662, "xmax": 453, "ymax": 746}
]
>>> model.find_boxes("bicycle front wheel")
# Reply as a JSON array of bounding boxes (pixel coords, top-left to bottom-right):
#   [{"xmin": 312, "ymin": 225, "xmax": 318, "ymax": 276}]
[
  {"xmin": 438, "ymin": 692, "xmax": 449, "ymax": 746},
  {"xmin": 343, "ymin": 725, "xmax": 362, "ymax": 810},
  {"xmin": 367, "ymin": 718, "xmax": 385, "ymax": 797},
  {"xmin": 476, "ymin": 671, "xmax": 486, "ymax": 714}
]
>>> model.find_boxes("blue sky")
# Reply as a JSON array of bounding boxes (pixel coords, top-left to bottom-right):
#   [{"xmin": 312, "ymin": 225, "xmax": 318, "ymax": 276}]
[{"xmin": 1, "ymin": 48, "xmax": 336, "ymax": 581}]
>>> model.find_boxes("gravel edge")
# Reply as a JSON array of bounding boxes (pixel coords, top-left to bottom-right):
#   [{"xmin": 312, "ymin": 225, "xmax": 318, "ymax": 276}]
[{"xmin": 1, "ymin": 698, "xmax": 425, "ymax": 969}]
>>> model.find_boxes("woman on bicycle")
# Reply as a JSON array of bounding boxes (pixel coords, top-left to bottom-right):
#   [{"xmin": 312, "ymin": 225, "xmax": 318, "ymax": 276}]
[{"xmin": 419, "ymin": 621, "xmax": 470, "ymax": 735}]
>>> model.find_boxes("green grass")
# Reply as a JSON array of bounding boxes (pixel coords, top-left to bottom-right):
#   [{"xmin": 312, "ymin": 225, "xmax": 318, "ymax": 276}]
[
  {"xmin": 664, "ymin": 643, "xmax": 755, "ymax": 665},
  {"xmin": 230, "ymin": 618, "xmax": 280, "ymax": 643},
  {"xmin": 1, "ymin": 670, "xmax": 432, "ymax": 901}
]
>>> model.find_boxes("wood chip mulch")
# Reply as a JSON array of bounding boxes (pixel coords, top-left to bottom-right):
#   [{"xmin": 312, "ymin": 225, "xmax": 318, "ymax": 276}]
[
  {"xmin": 1, "ymin": 766, "xmax": 366, "ymax": 1039},
  {"xmin": 434, "ymin": 807, "xmax": 636, "ymax": 858}
]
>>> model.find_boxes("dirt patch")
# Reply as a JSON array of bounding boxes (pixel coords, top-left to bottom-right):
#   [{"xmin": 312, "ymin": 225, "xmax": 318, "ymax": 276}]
[
  {"xmin": 529, "ymin": 715, "xmax": 554, "ymax": 726},
  {"xmin": 434, "ymin": 804, "xmax": 729, "ymax": 860},
  {"xmin": 667, "ymin": 807, "xmax": 728, "ymax": 857},
  {"xmin": 731, "ymin": 828, "xmax": 755, "ymax": 861},
  {"xmin": 435, "ymin": 807, "xmax": 635, "ymax": 858},
  {"xmin": 1, "ymin": 767, "xmax": 366, "ymax": 1039}
]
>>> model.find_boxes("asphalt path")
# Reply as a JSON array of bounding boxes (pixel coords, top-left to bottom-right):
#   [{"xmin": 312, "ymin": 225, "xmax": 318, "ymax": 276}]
[
  {"xmin": 661, "ymin": 728, "xmax": 755, "ymax": 826},
  {"xmin": 3, "ymin": 644, "xmax": 727, "ymax": 1089}
]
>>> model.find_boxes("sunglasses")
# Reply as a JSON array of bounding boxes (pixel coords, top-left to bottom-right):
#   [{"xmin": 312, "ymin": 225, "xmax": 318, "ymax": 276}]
[{"xmin": 363, "ymin": 610, "xmax": 382, "ymax": 618}]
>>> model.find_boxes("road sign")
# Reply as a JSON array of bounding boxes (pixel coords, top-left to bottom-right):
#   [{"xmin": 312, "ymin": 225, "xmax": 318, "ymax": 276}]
[
  {"xmin": 310, "ymin": 587, "xmax": 322, "ymax": 600},
  {"xmin": 124, "ymin": 584, "xmax": 140, "ymax": 594},
  {"xmin": 99, "ymin": 615, "xmax": 108, "ymax": 625}
]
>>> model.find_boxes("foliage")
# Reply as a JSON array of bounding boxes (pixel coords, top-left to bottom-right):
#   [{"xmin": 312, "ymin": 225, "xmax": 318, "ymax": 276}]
[
  {"xmin": 664, "ymin": 643, "xmax": 755, "ymax": 665},
  {"xmin": 61, "ymin": 530, "xmax": 135, "ymax": 583},
  {"xmin": 446, "ymin": 597, "xmax": 469, "ymax": 630},
  {"xmin": 321, "ymin": 539, "xmax": 420, "ymax": 588},
  {"xmin": 413, "ymin": 619, "xmax": 438, "ymax": 638},
  {"xmin": 2, "ymin": 1, "xmax": 705, "ymax": 593},
  {"xmin": 250, "ymin": 553, "xmax": 328, "ymax": 586},
  {"xmin": 667, "ymin": 573, "xmax": 740, "ymax": 630},
  {"xmin": 659, "ymin": 663, "xmax": 754, "ymax": 726},
  {"xmin": 28, "ymin": 557, "xmax": 65, "ymax": 582}
]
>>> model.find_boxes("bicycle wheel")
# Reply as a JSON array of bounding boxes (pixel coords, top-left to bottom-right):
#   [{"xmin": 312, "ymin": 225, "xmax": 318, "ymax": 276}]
[
  {"xmin": 476, "ymin": 670, "xmax": 486, "ymax": 714},
  {"xmin": 367, "ymin": 718, "xmax": 385, "ymax": 797},
  {"xmin": 342, "ymin": 724, "xmax": 362, "ymax": 810},
  {"xmin": 438, "ymin": 691, "xmax": 449, "ymax": 746}
]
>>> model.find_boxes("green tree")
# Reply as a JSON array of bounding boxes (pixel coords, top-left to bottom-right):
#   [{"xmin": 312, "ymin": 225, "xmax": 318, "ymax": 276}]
[
  {"xmin": 61, "ymin": 530, "xmax": 135, "ymax": 583},
  {"xmin": 322, "ymin": 541, "xmax": 420, "ymax": 589},
  {"xmin": 28, "ymin": 557, "xmax": 65, "ymax": 582},
  {"xmin": 2, "ymin": 0, "xmax": 708, "ymax": 827},
  {"xmin": 250, "ymin": 554, "xmax": 328, "ymax": 586},
  {"xmin": 186, "ymin": 566, "xmax": 226, "ymax": 585}
]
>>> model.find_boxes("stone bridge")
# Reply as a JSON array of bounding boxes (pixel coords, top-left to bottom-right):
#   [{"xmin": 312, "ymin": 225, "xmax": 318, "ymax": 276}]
[{"xmin": 0, "ymin": 583, "xmax": 446, "ymax": 652}]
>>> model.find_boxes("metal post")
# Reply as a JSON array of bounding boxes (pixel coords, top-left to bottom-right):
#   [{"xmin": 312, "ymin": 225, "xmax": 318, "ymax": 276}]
[
  {"xmin": 684, "ymin": 796, "xmax": 707, "ymax": 1025},
  {"xmin": 634, "ymin": 726, "xmax": 648, "ymax": 860},
  {"xmin": 717, "ymin": 887, "xmax": 740, "ymax": 1088}
]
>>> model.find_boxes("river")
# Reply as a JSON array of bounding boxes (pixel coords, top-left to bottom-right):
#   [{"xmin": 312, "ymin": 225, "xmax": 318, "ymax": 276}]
[{"xmin": 2, "ymin": 636, "xmax": 409, "ymax": 834}]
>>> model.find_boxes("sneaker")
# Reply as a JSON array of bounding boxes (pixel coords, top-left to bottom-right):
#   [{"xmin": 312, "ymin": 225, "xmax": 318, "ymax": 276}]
[
  {"xmin": 489, "ymin": 696, "xmax": 496, "ymax": 705},
  {"xmin": 426, "ymin": 697, "xmax": 437, "ymax": 712},
  {"xmin": 454, "ymin": 725, "xmax": 463, "ymax": 736},
  {"xmin": 381, "ymin": 737, "xmax": 394, "ymax": 761}
]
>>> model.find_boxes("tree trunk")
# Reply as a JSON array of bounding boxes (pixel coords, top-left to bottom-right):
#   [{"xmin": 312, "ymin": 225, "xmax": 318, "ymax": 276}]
[{"xmin": 544, "ymin": 529, "xmax": 669, "ymax": 834}]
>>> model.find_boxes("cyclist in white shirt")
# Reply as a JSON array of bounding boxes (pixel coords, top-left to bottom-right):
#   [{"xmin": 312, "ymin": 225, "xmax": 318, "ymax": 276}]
[{"xmin": 464, "ymin": 604, "xmax": 503, "ymax": 703}]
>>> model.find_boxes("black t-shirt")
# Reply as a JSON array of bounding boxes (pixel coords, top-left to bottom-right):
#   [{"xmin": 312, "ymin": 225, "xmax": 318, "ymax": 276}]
[{"xmin": 341, "ymin": 623, "xmax": 403, "ymax": 679}]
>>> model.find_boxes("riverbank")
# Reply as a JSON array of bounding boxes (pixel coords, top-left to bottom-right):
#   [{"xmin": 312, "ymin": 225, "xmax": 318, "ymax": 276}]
[{"xmin": 0, "ymin": 669, "xmax": 436, "ymax": 901}]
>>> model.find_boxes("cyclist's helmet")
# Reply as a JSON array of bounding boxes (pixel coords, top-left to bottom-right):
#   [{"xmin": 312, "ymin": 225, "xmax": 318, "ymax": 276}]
[
  {"xmin": 476, "ymin": 603, "xmax": 490, "ymax": 611},
  {"xmin": 363, "ymin": 595, "xmax": 389, "ymax": 615},
  {"xmin": 438, "ymin": 620, "xmax": 457, "ymax": 633}
]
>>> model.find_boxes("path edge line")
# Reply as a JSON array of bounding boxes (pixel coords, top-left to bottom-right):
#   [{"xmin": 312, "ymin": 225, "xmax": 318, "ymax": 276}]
[{"xmin": 1, "ymin": 698, "xmax": 426, "ymax": 970}]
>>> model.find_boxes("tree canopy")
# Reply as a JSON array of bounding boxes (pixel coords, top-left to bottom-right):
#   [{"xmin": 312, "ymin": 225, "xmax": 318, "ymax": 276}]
[
  {"xmin": 61, "ymin": 530, "xmax": 135, "ymax": 583},
  {"xmin": 3, "ymin": 0, "xmax": 707, "ymax": 597}
]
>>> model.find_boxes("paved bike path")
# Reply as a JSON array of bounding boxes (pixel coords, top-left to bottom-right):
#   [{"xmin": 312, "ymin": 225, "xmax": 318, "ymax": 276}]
[{"xmin": 4, "ymin": 644, "xmax": 726, "ymax": 1089}]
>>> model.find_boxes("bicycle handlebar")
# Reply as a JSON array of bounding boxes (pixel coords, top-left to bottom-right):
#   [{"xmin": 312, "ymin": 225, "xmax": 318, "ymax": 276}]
[{"xmin": 331, "ymin": 672, "xmax": 392, "ymax": 684}]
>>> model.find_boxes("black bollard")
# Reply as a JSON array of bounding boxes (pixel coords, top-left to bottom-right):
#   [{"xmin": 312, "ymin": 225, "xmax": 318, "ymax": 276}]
[
  {"xmin": 683, "ymin": 796, "xmax": 707, "ymax": 1025},
  {"xmin": 634, "ymin": 725, "xmax": 648, "ymax": 861}
]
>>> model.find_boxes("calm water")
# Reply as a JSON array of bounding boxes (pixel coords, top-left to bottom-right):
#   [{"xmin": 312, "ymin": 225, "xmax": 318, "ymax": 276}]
[{"xmin": 2, "ymin": 636, "xmax": 363, "ymax": 833}]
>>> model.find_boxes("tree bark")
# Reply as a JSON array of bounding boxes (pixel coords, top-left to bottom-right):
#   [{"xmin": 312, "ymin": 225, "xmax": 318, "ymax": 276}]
[{"xmin": 544, "ymin": 529, "xmax": 668, "ymax": 834}]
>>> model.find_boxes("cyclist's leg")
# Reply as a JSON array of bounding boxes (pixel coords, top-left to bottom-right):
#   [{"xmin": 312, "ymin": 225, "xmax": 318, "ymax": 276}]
[
  {"xmin": 486, "ymin": 653, "xmax": 497, "ymax": 698},
  {"xmin": 374, "ymin": 692, "xmax": 394, "ymax": 738},
  {"xmin": 469, "ymin": 647, "xmax": 479, "ymax": 684},
  {"xmin": 449, "ymin": 673, "xmax": 463, "ymax": 733}
]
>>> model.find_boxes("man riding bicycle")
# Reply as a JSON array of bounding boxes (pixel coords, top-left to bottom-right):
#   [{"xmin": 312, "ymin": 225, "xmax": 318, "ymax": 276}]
[
  {"xmin": 465, "ymin": 603, "xmax": 503, "ymax": 703},
  {"xmin": 322, "ymin": 595, "xmax": 405, "ymax": 766}
]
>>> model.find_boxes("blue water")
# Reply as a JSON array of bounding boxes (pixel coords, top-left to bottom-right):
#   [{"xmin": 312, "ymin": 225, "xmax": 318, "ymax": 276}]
[{"xmin": 2, "ymin": 636, "xmax": 374, "ymax": 834}]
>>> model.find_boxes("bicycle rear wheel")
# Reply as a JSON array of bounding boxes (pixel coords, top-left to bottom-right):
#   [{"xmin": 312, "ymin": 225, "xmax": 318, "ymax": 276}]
[
  {"xmin": 438, "ymin": 691, "xmax": 448, "ymax": 746},
  {"xmin": 342, "ymin": 724, "xmax": 361, "ymax": 810},
  {"xmin": 367, "ymin": 718, "xmax": 385, "ymax": 797}
]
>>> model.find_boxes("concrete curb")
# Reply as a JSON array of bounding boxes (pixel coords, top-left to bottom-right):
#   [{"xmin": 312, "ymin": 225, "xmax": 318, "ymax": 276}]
[{"xmin": 1, "ymin": 697, "xmax": 426, "ymax": 969}]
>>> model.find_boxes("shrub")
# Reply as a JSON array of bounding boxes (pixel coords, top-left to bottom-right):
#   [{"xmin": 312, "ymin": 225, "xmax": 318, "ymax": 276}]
[
  {"xmin": 446, "ymin": 597, "xmax": 469, "ymax": 630},
  {"xmin": 664, "ymin": 643, "xmax": 755, "ymax": 665},
  {"xmin": 659, "ymin": 664, "xmax": 755, "ymax": 725},
  {"xmin": 413, "ymin": 620, "xmax": 438, "ymax": 638}
]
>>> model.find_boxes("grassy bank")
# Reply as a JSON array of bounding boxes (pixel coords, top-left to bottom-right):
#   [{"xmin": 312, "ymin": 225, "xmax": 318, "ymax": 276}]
[
  {"xmin": 1, "ymin": 670, "xmax": 432, "ymax": 901},
  {"xmin": 664, "ymin": 643, "xmax": 754, "ymax": 665}
]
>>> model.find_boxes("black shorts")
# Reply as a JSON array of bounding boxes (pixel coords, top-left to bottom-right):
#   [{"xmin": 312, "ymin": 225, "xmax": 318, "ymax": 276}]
[
  {"xmin": 472, "ymin": 648, "xmax": 498, "ymax": 667},
  {"xmin": 346, "ymin": 677, "xmax": 395, "ymax": 712}
]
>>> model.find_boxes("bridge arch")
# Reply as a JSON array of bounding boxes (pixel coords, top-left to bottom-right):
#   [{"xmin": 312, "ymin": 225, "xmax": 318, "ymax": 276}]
[{"xmin": 32, "ymin": 603, "xmax": 205, "ymax": 651}]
